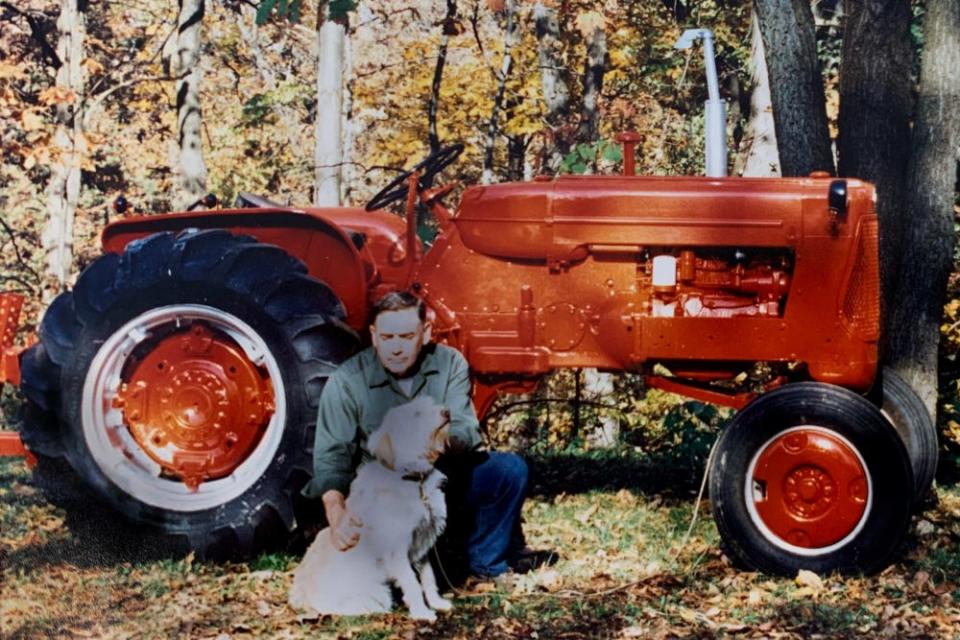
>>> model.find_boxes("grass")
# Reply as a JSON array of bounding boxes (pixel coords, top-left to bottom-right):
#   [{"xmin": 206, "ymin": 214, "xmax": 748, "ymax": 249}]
[{"xmin": 1, "ymin": 452, "xmax": 960, "ymax": 639}]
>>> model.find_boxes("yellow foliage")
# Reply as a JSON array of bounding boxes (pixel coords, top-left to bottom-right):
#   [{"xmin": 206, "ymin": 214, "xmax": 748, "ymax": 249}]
[
  {"xmin": 575, "ymin": 11, "xmax": 605, "ymax": 37},
  {"xmin": 0, "ymin": 61, "xmax": 25, "ymax": 79},
  {"xmin": 81, "ymin": 58, "xmax": 105, "ymax": 75},
  {"xmin": 20, "ymin": 110, "xmax": 44, "ymax": 132},
  {"xmin": 608, "ymin": 48, "xmax": 632, "ymax": 70},
  {"xmin": 38, "ymin": 87, "xmax": 77, "ymax": 106}
]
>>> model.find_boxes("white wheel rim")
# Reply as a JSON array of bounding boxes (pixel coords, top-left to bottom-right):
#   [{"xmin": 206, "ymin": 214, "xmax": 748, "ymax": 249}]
[
  {"xmin": 744, "ymin": 425, "xmax": 874, "ymax": 557},
  {"xmin": 81, "ymin": 304, "xmax": 287, "ymax": 512}
]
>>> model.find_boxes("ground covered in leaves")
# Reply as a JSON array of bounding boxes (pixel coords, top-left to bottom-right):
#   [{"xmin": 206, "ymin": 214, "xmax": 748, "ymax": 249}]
[{"xmin": 1, "ymin": 452, "xmax": 959, "ymax": 639}]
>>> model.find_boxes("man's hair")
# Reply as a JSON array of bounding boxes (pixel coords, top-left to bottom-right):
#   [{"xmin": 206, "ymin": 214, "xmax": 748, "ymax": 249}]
[{"xmin": 370, "ymin": 291, "xmax": 426, "ymax": 323}]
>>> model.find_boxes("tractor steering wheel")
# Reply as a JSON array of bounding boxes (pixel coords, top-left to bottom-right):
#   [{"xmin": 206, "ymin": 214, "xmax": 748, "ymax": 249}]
[{"xmin": 364, "ymin": 143, "xmax": 464, "ymax": 212}]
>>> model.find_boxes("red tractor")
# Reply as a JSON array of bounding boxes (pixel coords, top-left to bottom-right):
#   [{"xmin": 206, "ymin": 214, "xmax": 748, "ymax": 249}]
[{"xmin": 0, "ymin": 135, "xmax": 936, "ymax": 575}]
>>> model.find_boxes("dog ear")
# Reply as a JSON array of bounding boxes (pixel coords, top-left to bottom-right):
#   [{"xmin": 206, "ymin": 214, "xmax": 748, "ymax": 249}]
[{"xmin": 371, "ymin": 431, "xmax": 396, "ymax": 470}]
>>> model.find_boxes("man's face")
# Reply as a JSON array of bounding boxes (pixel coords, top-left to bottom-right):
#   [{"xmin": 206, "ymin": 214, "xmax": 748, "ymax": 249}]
[{"xmin": 370, "ymin": 307, "xmax": 431, "ymax": 377}]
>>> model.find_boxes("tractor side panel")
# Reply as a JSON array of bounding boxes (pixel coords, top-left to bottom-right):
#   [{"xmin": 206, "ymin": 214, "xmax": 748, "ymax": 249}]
[
  {"xmin": 417, "ymin": 178, "xmax": 878, "ymax": 390},
  {"xmin": 101, "ymin": 209, "xmax": 371, "ymax": 330}
]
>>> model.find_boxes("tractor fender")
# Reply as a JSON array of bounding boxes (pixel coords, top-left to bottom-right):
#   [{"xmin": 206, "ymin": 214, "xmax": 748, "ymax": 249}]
[{"xmin": 102, "ymin": 208, "xmax": 370, "ymax": 329}]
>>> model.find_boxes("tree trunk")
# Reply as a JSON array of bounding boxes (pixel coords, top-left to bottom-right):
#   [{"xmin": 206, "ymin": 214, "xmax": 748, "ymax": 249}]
[
  {"xmin": 42, "ymin": 0, "xmax": 85, "ymax": 302},
  {"xmin": 838, "ymin": 0, "xmax": 912, "ymax": 341},
  {"xmin": 735, "ymin": 9, "xmax": 780, "ymax": 177},
  {"xmin": 533, "ymin": 1, "xmax": 571, "ymax": 173},
  {"xmin": 482, "ymin": 0, "xmax": 519, "ymax": 184},
  {"xmin": 887, "ymin": 0, "xmax": 960, "ymax": 417},
  {"xmin": 582, "ymin": 368, "xmax": 619, "ymax": 449},
  {"xmin": 173, "ymin": 0, "xmax": 207, "ymax": 208},
  {"xmin": 753, "ymin": 0, "xmax": 833, "ymax": 176},
  {"xmin": 428, "ymin": 0, "xmax": 457, "ymax": 155},
  {"xmin": 341, "ymin": 18, "xmax": 355, "ymax": 206},
  {"xmin": 576, "ymin": 20, "xmax": 606, "ymax": 145},
  {"xmin": 314, "ymin": 13, "xmax": 345, "ymax": 206},
  {"xmin": 506, "ymin": 134, "xmax": 527, "ymax": 181}
]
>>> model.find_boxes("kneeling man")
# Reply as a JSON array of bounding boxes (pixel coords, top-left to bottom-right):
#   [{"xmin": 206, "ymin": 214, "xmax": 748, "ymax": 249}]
[{"xmin": 302, "ymin": 291, "xmax": 537, "ymax": 582}]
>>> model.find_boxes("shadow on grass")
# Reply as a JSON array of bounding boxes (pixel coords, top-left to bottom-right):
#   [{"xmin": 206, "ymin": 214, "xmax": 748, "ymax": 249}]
[
  {"xmin": 935, "ymin": 452, "xmax": 960, "ymax": 488},
  {"xmin": 524, "ymin": 448, "xmax": 709, "ymax": 500},
  {"xmin": 0, "ymin": 495, "xmax": 191, "ymax": 573},
  {"xmin": 2, "ymin": 448, "xmax": 710, "ymax": 574}
]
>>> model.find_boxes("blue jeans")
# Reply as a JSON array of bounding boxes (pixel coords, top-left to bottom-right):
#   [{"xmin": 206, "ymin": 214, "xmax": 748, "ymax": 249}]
[{"xmin": 437, "ymin": 451, "xmax": 528, "ymax": 577}]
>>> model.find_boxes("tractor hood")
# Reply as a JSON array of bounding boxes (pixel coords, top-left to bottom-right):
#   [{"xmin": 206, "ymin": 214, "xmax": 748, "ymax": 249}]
[{"xmin": 454, "ymin": 175, "xmax": 870, "ymax": 262}]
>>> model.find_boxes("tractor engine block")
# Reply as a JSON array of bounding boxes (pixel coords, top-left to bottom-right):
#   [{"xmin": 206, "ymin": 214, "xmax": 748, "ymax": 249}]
[{"xmin": 642, "ymin": 249, "xmax": 792, "ymax": 319}]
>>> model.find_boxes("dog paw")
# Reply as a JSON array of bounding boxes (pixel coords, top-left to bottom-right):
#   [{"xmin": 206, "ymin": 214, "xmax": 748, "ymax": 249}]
[
  {"xmin": 428, "ymin": 596, "xmax": 453, "ymax": 611},
  {"xmin": 409, "ymin": 607, "xmax": 437, "ymax": 622}
]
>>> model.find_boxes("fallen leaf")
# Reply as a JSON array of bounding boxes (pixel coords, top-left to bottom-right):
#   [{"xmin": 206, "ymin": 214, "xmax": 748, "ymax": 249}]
[
  {"xmin": 471, "ymin": 581, "xmax": 496, "ymax": 594},
  {"xmin": 916, "ymin": 519, "xmax": 936, "ymax": 535},
  {"xmin": 933, "ymin": 581, "xmax": 955, "ymax": 596},
  {"xmin": 537, "ymin": 568, "xmax": 563, "ymax": 592},
  {"xmin": 678, "ymin": 607, "xmax": 698, "ymax": 624},
  {"xmin": 911, "ymin": 570, "xmax": 931, "ymax": 592},
  {"xmin": 249, "ymin": 570, "xmax": 275, "ymax": 580},
  {"xmin": 576, "ymin": 503, "xmax": 599, "ymax": 524},
  {"xmin": 256, "ymin": 600, "xmax": 271, "ymax": 616},
  {"xmin": 792, "ymin": 586, "xmax": 819, "ymax": 599},
  {"xmin": 795, "ymin": 569, "xmax": 824, "ymax": 591}
]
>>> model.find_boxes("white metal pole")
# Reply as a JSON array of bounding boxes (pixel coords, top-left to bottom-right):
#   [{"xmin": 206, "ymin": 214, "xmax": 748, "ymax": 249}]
[{"xmin": 675, "ymin": 29, "xmax": 728, "ymax": 177}]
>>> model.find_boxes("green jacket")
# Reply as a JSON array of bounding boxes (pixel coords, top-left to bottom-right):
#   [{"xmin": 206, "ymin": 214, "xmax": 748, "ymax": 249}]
[{"xmin": 301, "ymin": 343, "xmax": 483, "ymax": 499}]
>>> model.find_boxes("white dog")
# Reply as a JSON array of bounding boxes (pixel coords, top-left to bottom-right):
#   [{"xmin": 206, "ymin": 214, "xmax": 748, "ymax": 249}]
[{"xmin": 289, "ymin": 396, "xmax": 453, "ymax": 621}]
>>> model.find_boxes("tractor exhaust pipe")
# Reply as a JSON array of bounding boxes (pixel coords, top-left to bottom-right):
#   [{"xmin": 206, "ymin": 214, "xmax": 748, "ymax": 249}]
[{"xmin": 675, "ymin": 29, "xmax": 727, "ymax": 177}]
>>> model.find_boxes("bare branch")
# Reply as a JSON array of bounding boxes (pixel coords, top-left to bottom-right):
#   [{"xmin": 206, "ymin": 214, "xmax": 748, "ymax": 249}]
[
  {"xmin": 469, "ymin": 0, "xmax": 498, "ymax": 80},
  {"xmin": 0, "ymin": 216, "xmax": 41, "ymax": 289}
]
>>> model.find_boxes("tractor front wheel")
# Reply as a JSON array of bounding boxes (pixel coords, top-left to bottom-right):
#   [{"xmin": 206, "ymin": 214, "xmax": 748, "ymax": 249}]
[
  {"xmin": 709, "ymin": 383, "xmax": 913, "ymax": 575},
  {"xmin": 19, "ymin": 230, "xmax": 358, "ymax": 558}
]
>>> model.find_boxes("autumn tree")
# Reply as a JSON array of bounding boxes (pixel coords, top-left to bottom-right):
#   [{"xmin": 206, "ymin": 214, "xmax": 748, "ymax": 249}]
[
  {"xmin": 481, "ymin": 0, "xmax": 520, "ymax": 184},
  {"xmin": 752, "ymin": 0, "xmax": 833, "ymax": 176},
  {"xmin": 576, "ymin": 12, "xmax": 605, "ymax": 145},
  {"xmin": 757, "ymin": 0, "xmax": 960, "ymax": 415},
  {"xmin": 837, "ymin": 0, "xmax": 913, "ymax": 324},
  {"xmin": 170, "ymin": 0, "xmax": 208, "ymax": 208},
  {"xmin": 42, "ymin": 0, "xmax": 85, "ymax": 301},
  {"xmin": 313, "ymin": 2, "xmax": 348, "ymax": 205},
  {"xmin": 886, "ymin": 0, "xmax": 960, "ymax": 413},
  {"xmin": 533, "ymin": 0, "xmax": 571, "ymax": 173},
  {"xmin": 734, "ymin": 9, "xmax": 779, "ymax": 177}
]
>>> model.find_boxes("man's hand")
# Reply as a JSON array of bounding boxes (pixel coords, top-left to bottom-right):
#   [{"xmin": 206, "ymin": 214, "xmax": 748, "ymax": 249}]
[{"xmin": 322, "ymin": 490, "xmax": 363, "ymax": 551}]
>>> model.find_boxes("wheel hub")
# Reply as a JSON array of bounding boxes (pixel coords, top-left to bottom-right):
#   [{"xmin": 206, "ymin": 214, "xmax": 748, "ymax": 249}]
[
  {"xmin": 114, "ymin": 323, "xmax": 275, "ymax": 491},
  {"xmin": 751, "ymin": 428, "xmax": 868, "ymax": 549}
]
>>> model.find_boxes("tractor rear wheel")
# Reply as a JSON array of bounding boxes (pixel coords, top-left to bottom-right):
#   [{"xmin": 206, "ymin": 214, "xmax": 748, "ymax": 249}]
[
  {"xmin": 18, "ymin": 229, "xmax": 358, "ymax": 558},
  {"xmin": 709, "ymin": 383, "xmax": 912, "ymax": 575}
]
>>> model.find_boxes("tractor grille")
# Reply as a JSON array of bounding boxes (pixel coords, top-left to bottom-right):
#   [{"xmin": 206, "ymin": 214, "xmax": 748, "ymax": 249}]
[{"xmin": 841, "ymin": 217, "xmax": 880, "ymax": 341}]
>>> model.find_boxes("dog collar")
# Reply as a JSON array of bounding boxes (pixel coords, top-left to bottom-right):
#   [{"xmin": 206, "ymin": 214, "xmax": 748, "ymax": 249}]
[{"xmin": 402, "ymin": 469, "xmax": 434, "ymax": 482}]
